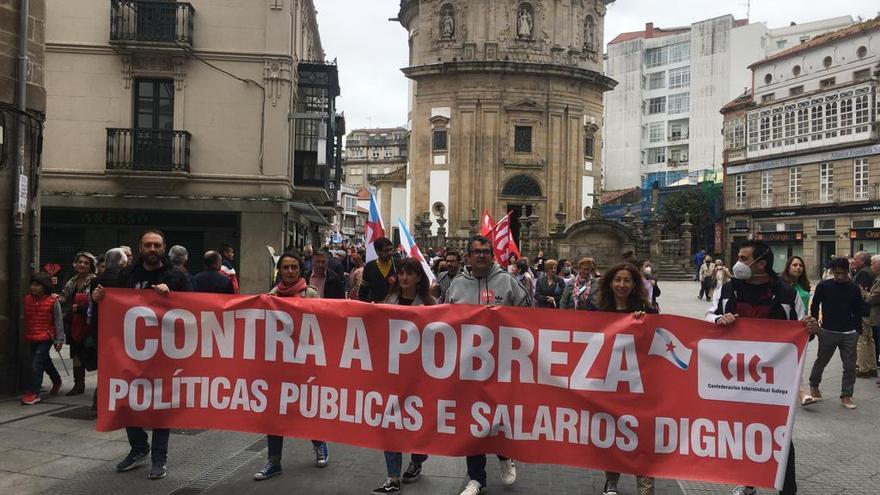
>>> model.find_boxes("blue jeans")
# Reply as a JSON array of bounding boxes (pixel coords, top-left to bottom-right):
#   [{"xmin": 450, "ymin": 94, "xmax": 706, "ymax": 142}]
[
  {"xmin": 266, "ymin": 435, "xmax": 325, "ymax": 464},
  {"xmin": 126, "ymin": 427, "xmax": 170, "ymax": 463},
  {"xmin": 466, "ymin": 454, "xmax": 508, "ymax": 486},
  {"xmin": 29, "ymin": 341, "xmax": 60, "ymax": 393},
  {"xmin": 383, "ymin": 452, "xmax": 428, "ymax": 477}
]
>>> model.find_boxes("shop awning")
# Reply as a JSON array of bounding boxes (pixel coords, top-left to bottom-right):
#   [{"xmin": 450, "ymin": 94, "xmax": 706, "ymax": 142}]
[{"xmin": 289, "ymin": 201, "xmax": 331, "ymax": 227}]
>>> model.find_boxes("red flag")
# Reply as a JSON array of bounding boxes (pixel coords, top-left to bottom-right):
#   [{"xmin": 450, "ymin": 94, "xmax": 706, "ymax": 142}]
[
  {"xmin": 480, "ymin": 209, "xmax": 495, "ymax": 237},
  {"xmin": 493, "ymin": 212, "xmax": 512, "ymax": 268}
]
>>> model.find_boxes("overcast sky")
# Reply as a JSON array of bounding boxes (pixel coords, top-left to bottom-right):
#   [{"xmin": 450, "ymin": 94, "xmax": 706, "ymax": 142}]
[{"xmin": 315, "ymin": 0, "xmax": 879, "ymax": 134}]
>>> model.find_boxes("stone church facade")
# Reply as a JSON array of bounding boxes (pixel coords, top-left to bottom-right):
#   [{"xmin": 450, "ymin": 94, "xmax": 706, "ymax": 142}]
[{"xmin": 398, "ymin": 0, "xmax": 616, "ymax": 243}]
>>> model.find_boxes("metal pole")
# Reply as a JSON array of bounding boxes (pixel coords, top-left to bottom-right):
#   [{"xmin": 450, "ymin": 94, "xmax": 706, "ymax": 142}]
[{"xmin": 8, "ymin": 0, "xmax": 30, "ymax": 393}]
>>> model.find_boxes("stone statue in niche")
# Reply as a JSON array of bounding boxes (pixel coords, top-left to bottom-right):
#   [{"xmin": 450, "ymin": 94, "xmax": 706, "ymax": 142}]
[
  {"xmin": 440, "ymin": 6, "xmax": 455, "ymax": 40},
  {"xmin": 584, "ymin": 15, "xmax": 596, "ymax": 51},
  {"xmin": 517, "ymin": 4, "xmax": 533, "ymax": 39}
]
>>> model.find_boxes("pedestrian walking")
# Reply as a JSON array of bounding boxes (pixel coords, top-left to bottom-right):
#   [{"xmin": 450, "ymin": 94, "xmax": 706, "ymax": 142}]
[
  {"xmin": 640, "ymin": 260, "xmax": 661, "ymax": 312},
  {"xmin": 585, "ymin": 263, "xmax": 657, "ymax": 495},
  {"xmin": 780, "ymin": 256, "xmax": 817, "ymax": 406},
  {"xmin": 84, "ymin": 248, "xmax": 128, "ymax": 411},
  {"xmin": 693, "ymin": 249, "xmax": 706, "ymax": 281},
  {"xmin": 305, "ymin": 248, "xmax": 346, "ymax": 299},
  {"xmin": 358, "ymin": 237, "xmax": 397, "ymax": 303},
  {"xmin": 20, "ymin": 272, "xmax": 65, "ymax": 405},
  {"xmin": 708, "ymin": 240, "xmax": 817, "ymax": 495},
  {"xmin": 865, "ymin": 255, "xmax": 880, "ymax": 386},
  {"xmin": 535, "ymin": 259, "xmax": 565, "ymax": 308},
  {"xmin": 59, "ymin": 251, "xmax": 97, "ymax": 396},
  {"xmin": 254, "ymin": 252, "xmax": 330, "ymax": 481},
  {"xmin": 92, "ymin": 229, "xmax": 192, "ymax": 480},
  {"xmin": 192, "ymin": 251, "xmax": 235, "ymax": 294},
  {"xmin": 446, "ymin": 235, "xmax": 529, "ymax": 495},
  {"xmin": 809, "ymin": 257, "xmax": 865, "ymax": 410},
  {"xmin": 347, "ymin": 252, "xmax": 365, "ymax": 300},
  {"xmin": 560, "ymin": 257, "xmax": 598, "ymax": 310},
  {"xmin": 219, "ymin": 243, "xmax": 240, "ymax": 294},
  {"xmin": 697, "ymin": 256, "xmax": 715, "ymax": 300},
  {"xmin": 512, "ymin": 259, "xmax": 535, "ymax": 303},
  {"xmin": 168, "ymin": 245, "xmax": 194, "ymax": 288},
  {"xmin": 434, "ymin": 250, "xmax": 462, "ymax": 303},
  {"xmin": 850, "ymin": 251, "xmax": 877, "ymax": 378},
  {"xmin": 372, "ymin": 258, "xmax": 435, "ymax": 494},
  {"xmin": 713, "ymin": 259, "xmax": 732, "ymax": 287}
]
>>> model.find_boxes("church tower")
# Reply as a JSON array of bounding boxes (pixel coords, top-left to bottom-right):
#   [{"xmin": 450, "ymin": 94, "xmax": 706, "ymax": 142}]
[{"xmin": 398, "ymin": 0, "xmax": 616, "ymax": 243}]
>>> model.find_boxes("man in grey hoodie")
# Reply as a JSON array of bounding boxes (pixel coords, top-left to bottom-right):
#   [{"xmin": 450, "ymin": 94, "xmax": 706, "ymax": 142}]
[{"xmin": 446, "ymin": 235, "xmax": 530, "ymax": 495}]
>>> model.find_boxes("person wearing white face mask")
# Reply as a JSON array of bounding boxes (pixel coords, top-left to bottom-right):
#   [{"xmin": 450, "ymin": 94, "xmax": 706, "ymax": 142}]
[{"xmin": 706, "ymin": 240, "xmax": 819, "ymax": 495}]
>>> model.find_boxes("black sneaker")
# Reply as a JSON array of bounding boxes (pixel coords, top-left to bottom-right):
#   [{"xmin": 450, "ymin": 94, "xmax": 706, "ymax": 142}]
[
  {"xmin": 116, "ymin": 449, "xmax": 150, "ymax": 472},
  {"xmin": 372, "ymin": 478, "xmax": 401, "ymax": 494},
  {"xmin": 314, "ymin": 442, "xmax": 329, "ymax": 467},
  {"xmin": 402, "ymin": 461, "xmax": 422, "ymax": 484},
  {"xmin": 148, "ymin": 461, "xmax": 167, "ymax": 480},
  {"xmin": 603, "ymin": 479, "xmax": 619, "ymax": 495}
]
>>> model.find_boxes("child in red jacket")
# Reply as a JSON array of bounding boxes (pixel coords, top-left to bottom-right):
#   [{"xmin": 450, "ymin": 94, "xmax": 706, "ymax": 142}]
[{"xmin": 21, "ymin": 272, "xmax": 66, "ymax": 405}]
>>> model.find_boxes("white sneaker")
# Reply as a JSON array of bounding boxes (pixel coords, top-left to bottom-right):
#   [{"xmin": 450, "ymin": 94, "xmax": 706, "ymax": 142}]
[
  {"xmin": 460, "ymin": 479, "xmax": 486, "ymax": 495},
  {"xmin": 498, "ymin": 458, "xmax": 516, "ymax": 486},
  {"xmin": 730, "ymin": 487, "xmax": 757, "ymax": 495}
]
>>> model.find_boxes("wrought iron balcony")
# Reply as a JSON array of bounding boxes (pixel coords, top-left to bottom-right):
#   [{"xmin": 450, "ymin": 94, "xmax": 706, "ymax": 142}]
[
  {"xmin": 106, "ymin": 128, "xmax": 191, "ymax": 172},
  {"xmin": 726, "ymin": 185, "xmax": 880, "ymax": 211},
  {"xmin": 110, "ymin": 0, "xmax": 194, "ymax": 48}
]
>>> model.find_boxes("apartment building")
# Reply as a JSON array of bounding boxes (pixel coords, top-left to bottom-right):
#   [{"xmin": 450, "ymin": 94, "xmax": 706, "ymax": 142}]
[
  {"xmin": 721, "ymin": 18, "xmax": 880, "ymax": 274},
  {"xmin": 41, "ymin": 0, "xmax": 343, "ymax": 291},
  {"xmin": 342, "ymin": 127, "xmax": 408, "ymax": 188}
]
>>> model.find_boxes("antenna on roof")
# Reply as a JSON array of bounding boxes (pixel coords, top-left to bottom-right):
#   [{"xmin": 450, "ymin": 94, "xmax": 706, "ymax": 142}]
[{"xmin": 739, "ymin": 0, "xmax": 751, "ymax": 20}]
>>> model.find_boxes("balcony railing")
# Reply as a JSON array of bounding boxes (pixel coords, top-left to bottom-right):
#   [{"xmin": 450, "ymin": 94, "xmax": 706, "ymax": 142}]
[
  {"xmin": 110, "ymin": 0, "xmax": 194, "ymax": 47},
  {"xmin": 726, "ymin": 185, "xmax": 880, "ymax": 210},
  {"xmin": 107, "ymin": 128, "xmax": 191, "ymax": 172}
]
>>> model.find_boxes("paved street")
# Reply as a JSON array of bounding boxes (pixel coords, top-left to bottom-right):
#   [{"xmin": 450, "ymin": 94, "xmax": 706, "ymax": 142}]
[{"xmin": 0, "ymin": 281, "xmax": 877, "ymax": 494}]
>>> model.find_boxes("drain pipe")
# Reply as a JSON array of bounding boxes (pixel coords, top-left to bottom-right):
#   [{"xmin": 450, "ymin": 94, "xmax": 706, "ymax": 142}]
[{"xmin": 8, "ymin": 0, "xmax": 30, "ymax": 392}]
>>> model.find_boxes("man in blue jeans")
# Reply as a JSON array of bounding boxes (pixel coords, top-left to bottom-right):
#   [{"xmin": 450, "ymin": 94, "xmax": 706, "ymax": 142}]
[
  {"xmin": 92, "ymin": 229, "xmax": 192, "ymax": 480},
  {"xmin": 446, "ymin": 236, "xmax": 531, "ymax": 495}
]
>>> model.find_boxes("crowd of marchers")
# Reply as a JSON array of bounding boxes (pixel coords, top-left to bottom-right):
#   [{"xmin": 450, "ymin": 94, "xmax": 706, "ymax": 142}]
[{"xmin": 20, "ymin": 228, "xmax": 880, "ymax": 495}]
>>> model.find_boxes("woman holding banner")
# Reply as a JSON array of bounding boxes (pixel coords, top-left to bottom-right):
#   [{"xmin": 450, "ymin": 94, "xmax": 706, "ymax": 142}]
[
  {"xmin": 587, "ymin": 262, "xmax": 658, "ymax": 495},
  {"xmin": 373, "ymin": 257, "xmax": 435, "ymax": 494},
  {"xmin": 254, "ymin": 251, "xmax": 330, "ymax": 481}
]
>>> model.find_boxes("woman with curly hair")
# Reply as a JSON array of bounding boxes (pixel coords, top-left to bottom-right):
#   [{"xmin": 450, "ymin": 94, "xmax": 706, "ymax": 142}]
[{"xmin": 587, "ymin": 262, "xmax": 658, "ymax": 495}]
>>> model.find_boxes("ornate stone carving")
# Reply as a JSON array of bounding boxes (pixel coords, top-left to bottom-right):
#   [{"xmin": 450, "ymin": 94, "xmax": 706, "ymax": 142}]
[
  {"xmin": 439, "ymin": 4, "xmax": 455, "ymax": 40},
  {"xmin": 172, "ymin": 57, "xmax": 186, "ymax": 91},
  {"xmin": 517, "ymin": 3, "xmax": 534, "ymax": 39},
  {"xmin": 263, "ymin": 59, "xmax": 292, "ymax": 107},
  {"xmin": 121, "ymin": 55, "xmax": 133, "ymax": 89}
]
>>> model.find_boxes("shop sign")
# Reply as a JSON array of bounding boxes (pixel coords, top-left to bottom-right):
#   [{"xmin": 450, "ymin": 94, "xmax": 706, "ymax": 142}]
[
  {"xmin": 755, "ymin": 231, "xmax": 803, "ymax": 243},
  {"xmin": 850, "ymin": 229, "xmax": 880, "ymax": 240}
]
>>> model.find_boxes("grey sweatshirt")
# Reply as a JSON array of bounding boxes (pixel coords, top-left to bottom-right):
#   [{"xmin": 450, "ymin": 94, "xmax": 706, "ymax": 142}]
[{"xmin": 446, "ymin": 263, "xmax": 531, "ymax": 307}]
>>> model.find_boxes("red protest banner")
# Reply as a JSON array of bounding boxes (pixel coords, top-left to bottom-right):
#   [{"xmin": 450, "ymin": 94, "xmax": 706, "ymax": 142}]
[{"xmin": 97, "ymin": 289, "xmax": 808, "ymax": 490}]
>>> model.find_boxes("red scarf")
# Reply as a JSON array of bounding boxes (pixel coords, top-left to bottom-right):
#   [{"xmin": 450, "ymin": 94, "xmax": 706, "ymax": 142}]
[{"xmin": 274, "ymin": 278, "xmax": 307, "ymax": 297}]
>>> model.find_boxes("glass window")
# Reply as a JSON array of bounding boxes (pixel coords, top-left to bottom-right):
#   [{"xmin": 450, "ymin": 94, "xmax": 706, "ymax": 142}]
[
  {"xmin": 853, "ymin": 69, "xmax": 871, "ymax": 82},
  {"xmin": 759, "ymin": 116, "xmax": 770, "ymax": 143},
  {"xmin": 648, "ymin": 122, "xmax": 665, "ymax": 143},
  {"xmin": 784, "ymin": 111, "xmax": 796, "ymax": 142},
  {"xmin": 819, "ymin": 163, "xmax": 833, "ymax": 203},
  {"xmin": 840, "ymin": 98, "xmax": 854, "ymax": 132},
  {"xmin": 668, "ymin": 42, "xmax": 689, "ymax": 64},
  {"xmin": 433, "ymin": 129, "xmax": 447, "ymax": 151},
  {"xmin": 811, "ymin": 105, "xmax": 823, "ymax": 137},
  {"xmin": 819, "ymin": 78, "xmax": 836, "ymax": 89},
  {"xmin": 514, "ymin": 126, "xmax": 532, "ymax": 152},
  {"xmin": 817, "ymin": 219, "xmax": 835, "ymax": 231},
  {"xmin": 647, "ymin": 147, "xmax": 666, "ymax": 164},
  {"xmin": 796, "ymin": 108, "xmax": 809, "ymax": 143},
  {"xmin": 854, "ymin": 158, "xmax": 869, "ymax": 199},
  {"xmin": 733, "ymin": 121, "xmax": 744, "ymax": 148},
  {"xmin": 761, "ymin": 171, "xmax": 773, "ymax": 207},
  {"xmin": 762, "ymin": 94, "xmax": 775, "ymax": 103},
  {"xmin": 584, "ymin": 132, "xmax": 595, "ymax": 158},
  {"xmin": 646, "ymin": 47, "xmax": 667, "ymax": 68},
  {"xmin": 771, "ymin": 114, "xmax": 782, "ymax": 142},
  {"xmin": 789, "ymin": 167, "xmax": 802, "ymax": 205},
  {"xmin": 647, "ymin": 97, "xmax": 666, "ymax": 114},
  {"xmin": 668, "ymin": 67, "xmax": 689, "ymax": 89},
  {"xmin": 735, "ymin": 175, "xmax": 746, "ymax": 208},
  {"xmin": 648, "ymin": 72, "xmax": 665, "ymax": 90},
  {"xmin": 855, "ymin": 95, "xmax": 870, "ymax": 126},
  {"xmin": 667, "ymin": 93, "xmax": 689, "ymax": 114},
  {"xmin": 789, "ymin": 86, "xmax": 804, "ymax": 96}
]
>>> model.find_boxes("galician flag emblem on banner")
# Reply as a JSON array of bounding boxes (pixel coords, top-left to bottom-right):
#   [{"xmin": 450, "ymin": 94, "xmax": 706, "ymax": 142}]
[
  {"xmin": 649, "ymin": 327, "xmax": 692, "ymax": 370},
  {"xmin": 397, "ymin": 218, "xmax": 436, "ymax": 284}
]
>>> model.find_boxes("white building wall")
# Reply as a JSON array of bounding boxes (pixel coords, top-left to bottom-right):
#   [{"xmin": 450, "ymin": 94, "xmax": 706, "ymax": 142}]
[
  {"xmin": 603, "ymin": 14, "xmax": 856, "ymax": 191},
  {"xmin": 391, "ymin": 187, "xmax": 407, "ymax": 227}
]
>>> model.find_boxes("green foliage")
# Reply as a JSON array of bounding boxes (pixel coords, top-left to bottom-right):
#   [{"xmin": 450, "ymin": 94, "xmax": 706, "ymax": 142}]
[{"xmin": 660, "ymin": 188, "xmax": 711, "ymax": 244}]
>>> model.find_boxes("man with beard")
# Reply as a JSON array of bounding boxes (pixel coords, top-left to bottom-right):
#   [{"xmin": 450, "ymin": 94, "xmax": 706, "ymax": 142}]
[
  {"xmin": 433, "ymin": 250, "xmax": 462, "ymax": 302},
  {"xmin": 92, "ymin": 229, "xmax": 192, "ymax": 480}
]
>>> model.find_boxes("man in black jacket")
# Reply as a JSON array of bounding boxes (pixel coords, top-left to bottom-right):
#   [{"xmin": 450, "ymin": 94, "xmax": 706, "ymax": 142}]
[
  {"xmin": 851, "ymin": 251, "xmax": 877, "ymax": 378},
  {"xmin": 305, "ymin": 249, "xmax": 346, "ymax": 299},
  {"xmin": 809, "ymin": 257, "xmax": 865, "ymax": 409},
  {"xmin": 358, "ymin": 237, "xmax": 396, "ymax": 302},
  {"xmin": 93, "ymin": 229, "xmax": 192, "ymax": 481},
  {"xmin": 707, "ymin": 240, "xmax": 818, "ymax": 495},
  {"xmin": 192, "ymin": 251, "xmax": 235, "ymax": 294}
]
